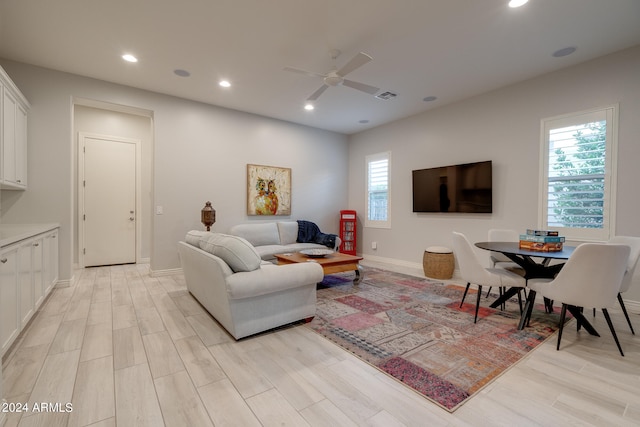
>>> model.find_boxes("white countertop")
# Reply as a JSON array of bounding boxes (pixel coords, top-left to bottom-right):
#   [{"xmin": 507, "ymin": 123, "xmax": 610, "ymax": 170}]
[{"xmin": 0, "ymin": 223, "xmax": 60, "ymax": 247}]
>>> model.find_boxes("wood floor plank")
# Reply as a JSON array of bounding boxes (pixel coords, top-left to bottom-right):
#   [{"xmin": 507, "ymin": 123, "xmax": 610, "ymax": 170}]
[
  {"xmin": 135, "ymin": 307, "xmax": 166, "ymax": 335},
  {"xmin": 1, "ymin": 344, "xmax": 49, "ymax": 399},
  {"xmin": 113, "ymin": 326, "xmax": 147, "ymax": 370},
  {"xmin": 197, "ymin": 379, "xmax": 262, "ymax": 427},
  {"xmin": 25, "ymin": 350, "xmax": 81, "ymax": 415},
  {"xmin": 154, "ymin": 370, "xmax": 214, "ymax": 427},
  {"xmin": 80, "ymin": 321, "xmax": 112, "ymax": 362},
  {"xmin": 142, "ymin": 330, "xmax": 185, "ymax": 379},
  {"xmin": 68, "ymin": 356, "xmax": 115, "ymax": 427},
  {"xmin": 48, "ymin": 318, "xmax": 86, "ymax": 355},
  {"xmin": 114, "ymin": 363, "xmax": 164, "ymax": 427},
  {"xmin": 174, "ymin": 335, "xmax": 226, "ymax": 388},
  {"xmin": 246, "ymin": 388, "xmax": 311, "ymax": 427}
]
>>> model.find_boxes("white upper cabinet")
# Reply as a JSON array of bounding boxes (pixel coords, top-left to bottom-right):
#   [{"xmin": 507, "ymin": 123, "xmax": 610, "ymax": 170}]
[{"xmin": 1, "ymin": 65, "xmax": 30, "ymax": 190}]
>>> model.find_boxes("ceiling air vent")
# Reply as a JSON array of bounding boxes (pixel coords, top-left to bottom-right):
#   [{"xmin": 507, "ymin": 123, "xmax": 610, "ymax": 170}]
[{"xmin": 375, "ymin": 91, "xmax": 397, "ymax": 100}]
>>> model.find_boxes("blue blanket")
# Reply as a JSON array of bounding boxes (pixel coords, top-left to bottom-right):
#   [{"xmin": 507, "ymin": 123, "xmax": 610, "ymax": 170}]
[{"xmin": 297, "ymin": 220, "xmax": 337, "ymax": 249}]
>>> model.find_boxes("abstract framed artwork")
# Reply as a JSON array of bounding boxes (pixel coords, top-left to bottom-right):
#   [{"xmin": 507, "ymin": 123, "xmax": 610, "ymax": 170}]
[{"xmin": 247, "ymin": 164, "xmax": 291, "ymax": 216}]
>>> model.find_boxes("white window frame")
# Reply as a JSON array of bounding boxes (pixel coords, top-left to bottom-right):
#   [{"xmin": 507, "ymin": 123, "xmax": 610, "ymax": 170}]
[
  {"xmin": 538, "ymin": 105, "xmax": 618, "ymax": 241},
  {"xmin": 365, "ymin": 151, "xmax": 391, "ymax": 229}
]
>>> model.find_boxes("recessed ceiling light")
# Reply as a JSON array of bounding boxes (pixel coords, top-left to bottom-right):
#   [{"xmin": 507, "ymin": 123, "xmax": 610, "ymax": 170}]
[
  {"xmin": 304, "ymin": 103, "xmax": 314, "ymax": 111},
  {"xmin": 423, "ymin": 96, "xmax": 438, "ymax": 102},
  {"xmin": 508, "ymin": 0, "xmax": 529, "ymax": 8},
  {"xmin": 122, "ymin": 54, "xmax": 138, "ymax": 63},
  {"xmin": 219, "ymin": 80, "xmax": 231, "ymax": 88},
  {"xmin": 552, "ymin": 47, "xmax": 577, "ymax": 58},
  {"xmin": 359, "ymin": 120, "xmax": 369, "ymax": 124},
  {"xmin": 174, "ymin": 69, "xmax": 190, "ymax": 77}
]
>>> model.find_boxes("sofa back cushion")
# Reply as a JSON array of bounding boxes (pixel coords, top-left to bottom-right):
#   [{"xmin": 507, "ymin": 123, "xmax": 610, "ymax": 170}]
[
  {"xmin": 199, "ymin": 233, "xmax": 262, "ymax": 272},
  {"xmin": 228, "ymin": 223, "xmax": 280, "ymax": 246},
  {"xmin": 277, "ymin": 221, "xmax": 299, "ymax": 245}
]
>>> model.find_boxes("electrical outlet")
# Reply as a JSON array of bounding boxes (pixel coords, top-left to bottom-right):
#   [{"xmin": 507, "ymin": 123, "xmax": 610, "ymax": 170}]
[
  {"xmin": 156, "ymin": 206, "xmax": 163, "ymax": 215},
  {"xmin": 372, "ymin": 241, "xmax": 377, "ymax": 250}
]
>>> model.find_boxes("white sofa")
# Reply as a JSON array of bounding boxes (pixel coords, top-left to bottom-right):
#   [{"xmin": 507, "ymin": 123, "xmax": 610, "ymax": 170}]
[
  {"xmin": 178, "ymin": 231, "xmax": 323, "ymax": 339},
  {"xmin": 228, "ymin": 221, "xmax": 340, "ymax": 262}
]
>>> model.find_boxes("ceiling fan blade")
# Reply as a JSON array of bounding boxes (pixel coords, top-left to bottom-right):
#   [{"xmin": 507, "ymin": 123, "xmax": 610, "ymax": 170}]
[
  {"xmin": 337, "ymin": 52, "xmax": 373, "ymax": 76},
  {"xmin": 283, "ymin": 66, "xmax": 326, "ymax": 79},
  {"xmin": 307, "ymin": 84, "xmax": 329, "ymax": 101},
  {"xmin": 342, "ymin": 79, "xmax": 379, "ymax": 95}
]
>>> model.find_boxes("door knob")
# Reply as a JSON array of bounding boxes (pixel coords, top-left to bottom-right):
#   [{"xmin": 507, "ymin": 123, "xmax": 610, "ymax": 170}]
[{"xmin": 129, "ymin": 217, "xmax": 135, "ymax": 221}]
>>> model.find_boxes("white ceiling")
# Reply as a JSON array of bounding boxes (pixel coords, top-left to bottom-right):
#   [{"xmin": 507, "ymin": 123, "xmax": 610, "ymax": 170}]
[{"xmin": 1, "ymin": 0, "xmax": 639, "ymax": 134}]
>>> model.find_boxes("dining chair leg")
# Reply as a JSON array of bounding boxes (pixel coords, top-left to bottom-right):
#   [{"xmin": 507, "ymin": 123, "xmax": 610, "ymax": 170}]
[
  {"xmin": 602, "ymin": 308, "xmax": 625, "ymax": 357},
  {"xmin": 556, "ymin": 304, "xmax": 568, "ymax": 351},
  {"xmin": 617, "ymin": 293, "xmax": 635, "ymax": 335},
  {"xmin": 474, "ymin": 285, "xmax": 483, "ymax": 323},
  {"xmin": 485, "ymin": 286, "xmax": 492, "ymax": 298},
  {"xmin": 460, "ymin": 283, "xmax": 471, "ymax": 308}
]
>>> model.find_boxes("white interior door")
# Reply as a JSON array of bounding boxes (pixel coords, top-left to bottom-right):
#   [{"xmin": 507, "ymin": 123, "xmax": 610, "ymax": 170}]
[{"xmin": 81, "ymin": 134, "xmax": 138, "ymax": 267}]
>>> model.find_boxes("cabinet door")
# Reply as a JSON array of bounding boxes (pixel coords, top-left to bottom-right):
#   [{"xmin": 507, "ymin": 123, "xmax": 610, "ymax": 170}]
[
  {"xmin": 15, "ymin": 103, "xmax": 27, "ymax": 187},
  {"xmin": 1, "ymin": 246, "xmax": 19, "ymax": 355},
  {"xmin": 43, "ymin": 230, "xmax": 59, "ymax": 294},
  {"xmin": 18, "ymin": 242, "xmax": 34, "ymax": 329},
  {"xmin": 32, "ymin": 238, "xmax": 44, "ymax": 309},
  {"xmin": 2, "ymin": 89, "xmax": 17, "ymax": 184}
]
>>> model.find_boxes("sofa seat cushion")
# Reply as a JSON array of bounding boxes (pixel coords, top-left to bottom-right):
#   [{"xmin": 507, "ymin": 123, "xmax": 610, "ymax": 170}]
[
  {"xmin": 228, "ymin": 222, "xmax": 280, "ymax": 247},
  {"xmin": 286, "ymin": 242, "xmax": 331, "ymax": 252},
  {"xmin": 199, "ymin": 233, "xmax": 262, "ymax": 272},
  {"xmin": 254, "ymin": 245, "xmax": 289, "ymax": 261}
]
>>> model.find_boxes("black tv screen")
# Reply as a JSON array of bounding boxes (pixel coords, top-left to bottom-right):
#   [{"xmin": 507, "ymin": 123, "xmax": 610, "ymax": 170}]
[{"xmin": 412, "ymin": 160, "xmax": 492, "ymax": 213}]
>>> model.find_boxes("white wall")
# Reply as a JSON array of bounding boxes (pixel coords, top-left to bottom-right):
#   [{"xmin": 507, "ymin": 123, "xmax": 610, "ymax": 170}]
[
  {"xmin": 348, "ymin": 46, "xmax": 640, "ymax": 301},
  {"xmin": 0, "ymin": 59, "xmax": 348, "ymax": 279}
]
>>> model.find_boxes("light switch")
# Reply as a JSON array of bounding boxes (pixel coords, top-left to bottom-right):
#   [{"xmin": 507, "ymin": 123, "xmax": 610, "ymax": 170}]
[{"xmin": 156, "ymin": 206, "xmax": 163, "ymax": 215}]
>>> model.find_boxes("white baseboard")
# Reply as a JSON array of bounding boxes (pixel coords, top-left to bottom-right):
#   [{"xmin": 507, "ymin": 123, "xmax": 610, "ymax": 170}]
[
  {"xmin": 150, "ymin": 267, "xmax": 183, "ymax": 277},
  {"xmin": 361, "ymin": 253, "xmax": 423, "ymax": 271},
  {"xmin": 54, "ymin": 276, "xmax": 74, "ymax": 288}
]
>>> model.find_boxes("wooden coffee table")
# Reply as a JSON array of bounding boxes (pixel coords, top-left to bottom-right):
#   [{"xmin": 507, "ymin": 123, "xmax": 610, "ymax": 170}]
[{"xmin": 274, "ymin": 251, "xmax": 364, "ymax": 283}]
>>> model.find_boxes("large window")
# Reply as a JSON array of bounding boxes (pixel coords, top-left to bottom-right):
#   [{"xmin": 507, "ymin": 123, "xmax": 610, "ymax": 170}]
[
  {"xmin": 539, "ymin": 105, "xmax": 618, "ymax": 241},
  {"xmin": 366, "ymin": 151, "xmax": 391, "ymax": 228}
]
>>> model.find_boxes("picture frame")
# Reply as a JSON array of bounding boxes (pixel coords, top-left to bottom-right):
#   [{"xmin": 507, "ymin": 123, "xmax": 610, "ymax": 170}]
[{"xmin": 246, "ymin": 164, "xmax": 291, "ymax": 216}]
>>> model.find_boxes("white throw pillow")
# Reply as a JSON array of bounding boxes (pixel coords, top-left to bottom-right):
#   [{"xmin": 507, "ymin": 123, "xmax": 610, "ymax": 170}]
[
  {"xmin": 199, "ymin": 233, "xmax": 261, "ymax": 272},
  {"xmin": 185, "ymin": 230, "xmax": 211, "ymax": 247}
]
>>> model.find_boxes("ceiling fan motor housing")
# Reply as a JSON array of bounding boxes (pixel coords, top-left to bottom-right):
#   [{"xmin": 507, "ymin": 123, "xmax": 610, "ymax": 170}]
[{"xmin": 324, "ymin": 72, "xmax": 343, "ymax": 86}]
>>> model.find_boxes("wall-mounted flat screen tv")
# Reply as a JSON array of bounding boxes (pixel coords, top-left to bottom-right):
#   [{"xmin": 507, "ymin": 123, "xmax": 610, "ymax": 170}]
[{"xmin": 412, "ymin": 160, "xmax": 492, "ymax": 213}]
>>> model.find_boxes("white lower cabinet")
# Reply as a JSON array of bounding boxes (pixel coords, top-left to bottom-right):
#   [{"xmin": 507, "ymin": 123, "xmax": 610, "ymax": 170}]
[
  {"xmin": 0, "ymin": 228, "xmax": 58, "ymax": 356},
  {"xmin": 0, "ymin": 246, "xmax": 19, "ymax": 355}
]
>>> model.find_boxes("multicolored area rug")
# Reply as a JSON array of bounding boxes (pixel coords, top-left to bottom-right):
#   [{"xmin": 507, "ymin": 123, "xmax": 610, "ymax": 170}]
[{"xmin": 305, "ymin": 267, "xmax": 567, "ymax": 412}]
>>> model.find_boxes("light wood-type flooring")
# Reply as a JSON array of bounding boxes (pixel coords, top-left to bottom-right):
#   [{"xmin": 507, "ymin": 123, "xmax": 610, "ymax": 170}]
[{"xmin": 2, "ymin": 261, "xmax": 639, "ymax": 426}]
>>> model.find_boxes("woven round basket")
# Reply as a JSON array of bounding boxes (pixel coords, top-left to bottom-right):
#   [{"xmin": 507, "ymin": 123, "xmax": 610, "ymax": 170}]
[{"xmin": 423, "ymin": 246, "xmax": 454, "ymax": 279}]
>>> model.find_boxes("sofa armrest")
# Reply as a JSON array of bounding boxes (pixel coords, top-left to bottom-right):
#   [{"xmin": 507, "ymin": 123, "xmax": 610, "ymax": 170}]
[{"xmin": 226, "ymin": 262, "xmax": 323, "ymax": 299}]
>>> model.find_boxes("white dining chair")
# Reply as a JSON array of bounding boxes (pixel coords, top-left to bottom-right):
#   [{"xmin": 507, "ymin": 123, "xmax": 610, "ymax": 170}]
[
  {"xmin": 526, "ymin": 243, "xmax": 630, "ymax": 356},
  {"xmin": 608, "ymin": 236, "xmax": 640, "ymax": 334},
  {"xmin": 452, "ymin": 232, "xmax": 526, "ymax": 323}
]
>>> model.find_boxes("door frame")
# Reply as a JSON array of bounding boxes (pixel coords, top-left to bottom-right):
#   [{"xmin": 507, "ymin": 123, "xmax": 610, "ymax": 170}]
[{"xmin": 78, "ymin": 132, "xmax": 142, "ymax": 268}]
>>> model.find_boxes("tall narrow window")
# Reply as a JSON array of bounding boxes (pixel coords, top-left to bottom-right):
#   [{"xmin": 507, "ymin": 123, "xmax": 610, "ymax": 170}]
[
  {"xmin": 366, "ymin": 151, "xmax": 391, "ymax": 228},
  {"xmin": 540, "ymin": 105, "xmax": 617, "ymax": 241}
]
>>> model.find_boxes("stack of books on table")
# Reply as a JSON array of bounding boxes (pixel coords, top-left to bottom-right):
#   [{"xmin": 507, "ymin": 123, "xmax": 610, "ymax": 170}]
[{"xmin": 519, "ymin": 230, "xmax": 565, "ymax": 252}]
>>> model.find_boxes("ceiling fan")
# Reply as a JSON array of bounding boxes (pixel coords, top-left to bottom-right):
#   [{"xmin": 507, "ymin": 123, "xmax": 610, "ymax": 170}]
[{"xmin": 284, "ymin": 49, "xmax": 380, "ymax": 102}]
